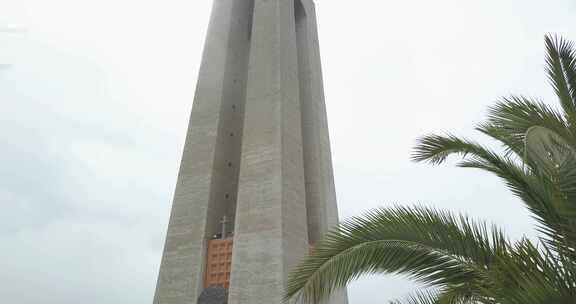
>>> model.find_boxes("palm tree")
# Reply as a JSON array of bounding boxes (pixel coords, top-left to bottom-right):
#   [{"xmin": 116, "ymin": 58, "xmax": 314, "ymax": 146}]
[{"xmin": 284, "ymin": 35, "xmax": 576, "ymax": 304}]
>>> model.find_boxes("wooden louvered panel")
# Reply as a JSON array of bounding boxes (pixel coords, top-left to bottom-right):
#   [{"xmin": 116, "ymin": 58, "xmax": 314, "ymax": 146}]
[{"xmin": 204, "ymin": 238, "xmax": 233, "ymax": 289}]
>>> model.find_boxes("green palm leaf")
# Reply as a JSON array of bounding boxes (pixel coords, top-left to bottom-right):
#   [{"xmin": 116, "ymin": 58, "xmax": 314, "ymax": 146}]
[
  {"xmin": 389, "ymin": 290, "xmax": 445, "ymax": 304},
  {"xmin": 476, "ymin": 96, "xmax": 573, "ymax": 155},
  {"xmin": 389, "ymin": 289, "xmax": 483, "ymax": 304},
  {"xmin": 413, "ymin": 133, "xmax": 576, "ymax": 258},
  {"xmin": 286, "ymin": 34, "xmax": 576, "ymax": 304},
  {"xmin": 285, "ymin": 207, "xmax": 506, "ymax": 303},
  {"xmin": 545, "ymin": 35, "xmax": 576, "ymax": 122}
]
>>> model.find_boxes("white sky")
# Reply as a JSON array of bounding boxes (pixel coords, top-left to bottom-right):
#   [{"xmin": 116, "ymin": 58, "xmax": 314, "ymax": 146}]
[{"xmin": 1, "ymin": 0, "xmax": 575, "ymax": 303}]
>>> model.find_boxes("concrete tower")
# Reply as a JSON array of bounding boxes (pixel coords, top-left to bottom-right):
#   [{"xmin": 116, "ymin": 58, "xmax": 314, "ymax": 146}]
[{"xmin": 153, "ymin": 0, "xmax": 347, "ymax": 303}]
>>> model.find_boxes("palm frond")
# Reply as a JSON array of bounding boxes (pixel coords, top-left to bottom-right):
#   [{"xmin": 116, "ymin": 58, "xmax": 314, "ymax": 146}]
[
  {"xmin": 475, "ymin": 96, "xmax": 573, "ymax": 155},
  {"xmin": 287, "ymin": 35, "xmax": 576, "ymax": 304},
  {"xmin": 389, "ymin": 289, "xmax": 483, "ymax": 304},
  {"xmin": 524, "ymin": 126, "xmax": 572, "ymax": 172},
  {"xmin": 285, "ymin": 206, "xmax": 507, "ymax": 303},
  {"xmin": 412, "ymin": 134, "xmax": 498, "ymax": 165},
  {"xmin": 483, "ymin": 239, "xmax": 576, "ymax": 304},
  {"xmin": 553, "ymin": 35, "xmax": 576, "ymax": 121},
  {"xmin": 389, "ymin": 290, "xmax": 442, "ymax": 304},
  {"xmin": 413, "ymin": 134, "xmax": 576, "ymax": 258},
  {"xmin": 545, "ymin": 34, "xmax": 576, "ymax": 121}
]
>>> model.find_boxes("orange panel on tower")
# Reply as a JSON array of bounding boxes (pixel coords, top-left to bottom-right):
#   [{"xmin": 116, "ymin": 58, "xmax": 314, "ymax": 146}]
[{"xmin": 204, "ymin": 238, "xmax": 233, "ymax": 289}]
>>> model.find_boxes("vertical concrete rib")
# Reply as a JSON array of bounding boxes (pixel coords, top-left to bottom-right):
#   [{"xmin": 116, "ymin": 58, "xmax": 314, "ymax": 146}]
[
  {"xmin": 228, "ymin": 0, "xmax": 309, "ymax": 303},
  {"xmin": 296, "ymin": 0, "xmax": 348, "ymax": 302},
  {"xmin": 153, "ymin": 1, "xmax": 253, "ymax": 303},
  {"xmin": 296, "ymin": 0, "xmax": 342, "ymax": 247}
]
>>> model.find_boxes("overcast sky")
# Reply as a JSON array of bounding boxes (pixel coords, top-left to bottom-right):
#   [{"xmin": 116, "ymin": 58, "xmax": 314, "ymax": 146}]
[{"xmin": 1, "ymin": 0, "xmax": 576, "ymax": 303}]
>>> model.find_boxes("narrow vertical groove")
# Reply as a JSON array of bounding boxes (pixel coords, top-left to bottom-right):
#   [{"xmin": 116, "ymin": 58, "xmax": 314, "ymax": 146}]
[
  {"xmin": 154, "ymin": 1, "xmax": 255, "ymax": 303},
  {"xmin": 206, "ymin": 0, "xmax": 255, "ymax": 240},
  {"xmin": 295, "ymin": 0, "xmax": 322, "ymax": 244},
  {"xmin": 294, "ymin": 1, "xmax": 349, "ymax": 302}
]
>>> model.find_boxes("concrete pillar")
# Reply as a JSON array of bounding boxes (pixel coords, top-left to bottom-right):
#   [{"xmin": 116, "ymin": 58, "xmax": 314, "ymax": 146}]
[
  {"xmin": 153, "ymin": 0, "xmax": 254, "ymax": 303},
  {"xmin": 154, "ymin": 1, "xmax": 348, "ymax": 303},
  {"xmin": 296, "ymin": 1, "xmax": 348, "ymax": 302},
  {"xmin": 227, "ymin": 0, "xmax": 309, "ymax": 303}
]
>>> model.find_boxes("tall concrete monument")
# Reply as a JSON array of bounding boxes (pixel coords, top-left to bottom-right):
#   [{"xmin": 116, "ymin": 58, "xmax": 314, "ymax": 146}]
[{"xmin": 154, "ymin": 0, "xmax": 348, "ymax": 303}]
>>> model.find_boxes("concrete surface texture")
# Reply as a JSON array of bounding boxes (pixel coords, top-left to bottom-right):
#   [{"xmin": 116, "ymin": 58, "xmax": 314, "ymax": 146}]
[{"xmin": 154, "ymin": 0, "xmax": 348, "ymax": 303}]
